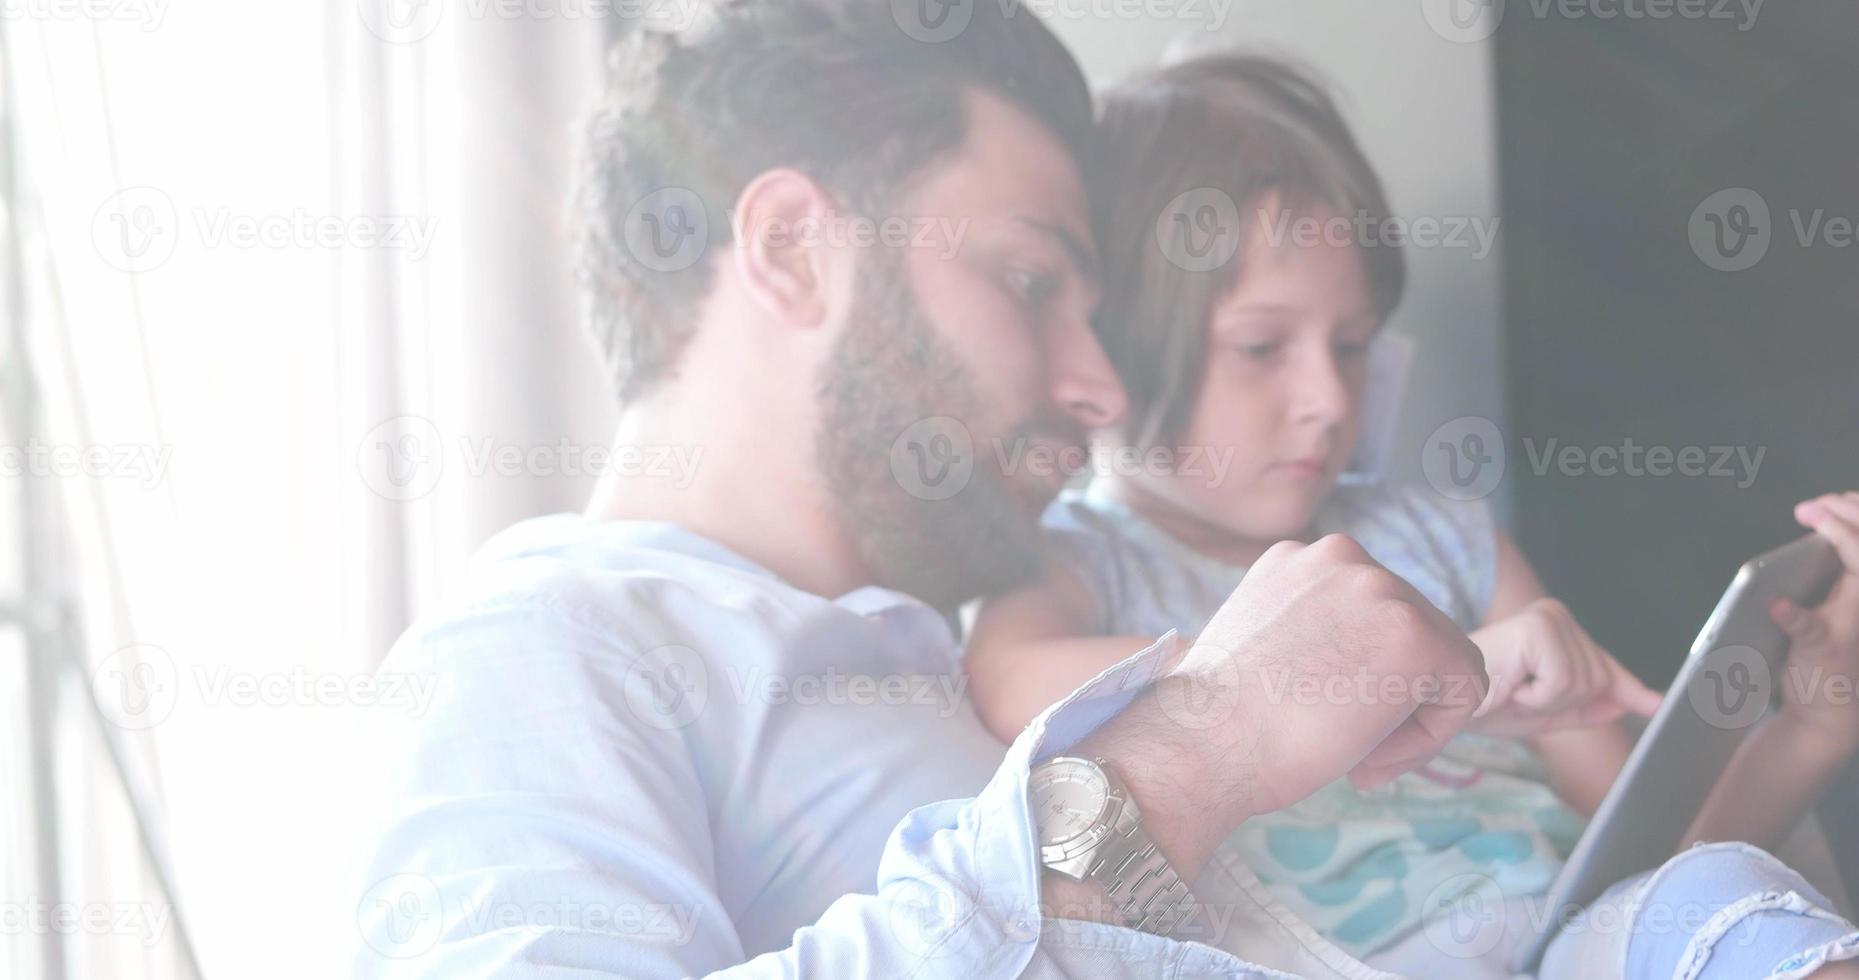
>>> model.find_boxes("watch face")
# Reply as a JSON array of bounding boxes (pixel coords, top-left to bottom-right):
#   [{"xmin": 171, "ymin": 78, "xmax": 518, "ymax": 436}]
[{"xmin": 1030, "ymin": 757, "xmax": 1110, "ymax": 847}]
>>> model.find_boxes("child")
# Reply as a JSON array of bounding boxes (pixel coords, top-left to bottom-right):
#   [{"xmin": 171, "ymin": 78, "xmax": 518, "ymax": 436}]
[{"xmin": 965, "ymin": 53, "xmax": 1859, "ymax": 978}]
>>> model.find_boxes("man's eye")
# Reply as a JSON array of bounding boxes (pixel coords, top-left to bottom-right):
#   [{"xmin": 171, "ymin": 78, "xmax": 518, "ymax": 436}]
[
  {"xmin": 1236, "ymin": 342, "xmax": 1281, "ymax": 360},
  {"xmin": 1335, "ymin": 342, "xmax": 1371, "ymax": 362}
]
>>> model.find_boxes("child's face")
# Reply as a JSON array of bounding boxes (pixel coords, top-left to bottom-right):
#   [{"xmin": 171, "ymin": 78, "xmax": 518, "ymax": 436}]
[{"xmin": 1135, "ymin": 204, "xmax": 1378, "ymax": 541}]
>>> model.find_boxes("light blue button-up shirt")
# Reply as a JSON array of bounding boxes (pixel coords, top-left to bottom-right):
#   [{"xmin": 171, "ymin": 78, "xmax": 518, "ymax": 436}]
[{"xmin": 351, "ymin": 514, "xmax": 1377, "ymax": 979}]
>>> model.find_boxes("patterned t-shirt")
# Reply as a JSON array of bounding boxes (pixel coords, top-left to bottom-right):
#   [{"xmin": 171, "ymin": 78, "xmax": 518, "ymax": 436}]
[{"xmin": 1037, "ymin": 480, "xmax": 1588, "ymax": 957}]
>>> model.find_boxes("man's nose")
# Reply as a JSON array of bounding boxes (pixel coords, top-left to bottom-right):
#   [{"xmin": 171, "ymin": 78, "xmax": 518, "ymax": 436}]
[{"xmin": 1049, "ymin": 317, "xmax": 1129, "ymax": 431}]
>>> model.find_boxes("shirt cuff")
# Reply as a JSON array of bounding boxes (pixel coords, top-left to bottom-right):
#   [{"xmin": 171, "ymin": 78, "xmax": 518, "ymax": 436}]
[
  {"xmin": 871, "ymin": 632, "xmax": 1184, "ymax": 972},
  {"xmin": 1025, "ymin": 629, "xmax": 1184, "ymax": 763}
]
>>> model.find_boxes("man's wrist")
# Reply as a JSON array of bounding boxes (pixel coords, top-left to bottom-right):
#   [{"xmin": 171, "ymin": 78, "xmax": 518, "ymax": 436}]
[{"xmin": 1065, "ymin": 686, "xmax": 1252, "ymax": 885}]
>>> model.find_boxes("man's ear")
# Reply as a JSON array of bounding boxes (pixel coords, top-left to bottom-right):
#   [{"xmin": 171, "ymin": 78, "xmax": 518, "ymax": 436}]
[{"xmin": 730, "ymin": 168, "xmax": 840, "ymax": 331}]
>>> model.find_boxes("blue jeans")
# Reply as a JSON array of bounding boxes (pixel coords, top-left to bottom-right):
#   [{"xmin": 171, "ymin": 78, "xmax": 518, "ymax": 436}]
[{"xmin": 1540, "ymin": 841, "xmax": 1859, "ymax": 979}]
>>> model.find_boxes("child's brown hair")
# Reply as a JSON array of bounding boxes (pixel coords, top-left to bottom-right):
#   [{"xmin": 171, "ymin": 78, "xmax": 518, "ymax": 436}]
[{"xmin": 1090, "ymin": 53, "xmax": 1406, "ymax": 449}]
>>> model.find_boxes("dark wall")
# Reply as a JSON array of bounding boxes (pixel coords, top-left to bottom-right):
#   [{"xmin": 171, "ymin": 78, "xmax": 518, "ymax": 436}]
[
  {"xmin": 1495, "ymin": 4, "xmax": 1859, "ymax": 679},
  {"xmin": 1493, "ymin": 0, "xmax": 1859, "ymax": 881}
]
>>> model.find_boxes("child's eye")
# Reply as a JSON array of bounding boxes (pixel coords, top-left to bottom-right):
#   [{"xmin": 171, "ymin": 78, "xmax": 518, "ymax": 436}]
[
  {"xmin": 1006, "ymin": 268, "xmax": 1059, "ymax": 308},
  {"xmin": 1334, "ymin": 342, "xmax": 1371, "ymax": 363},
  {"xmin": 1236, "ymin": 341, "xmax": 1282, "ymax": 360}
]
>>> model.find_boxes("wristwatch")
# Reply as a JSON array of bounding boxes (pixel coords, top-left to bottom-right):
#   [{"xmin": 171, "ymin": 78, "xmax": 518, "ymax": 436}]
[{"xmin": 1029, "ymin": 755, "xmax": 1197, "ymax": 937}]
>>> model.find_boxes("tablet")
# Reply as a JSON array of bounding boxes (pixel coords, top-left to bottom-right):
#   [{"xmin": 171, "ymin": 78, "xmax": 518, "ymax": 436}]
[{"xmin": 1513, "ymin": 532, "xmax": 1844, "ymax": 973}]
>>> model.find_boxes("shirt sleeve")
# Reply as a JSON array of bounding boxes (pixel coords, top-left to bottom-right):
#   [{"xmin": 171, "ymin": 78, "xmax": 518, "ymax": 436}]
[
  {"xmin": 351, "ymin": 594, "xmax": 1290, "ymax": 979},
  {"xmin": 1038, "ymin": 496, "xmax": 1124, "ymax": 636},
  {"xmin": 1363, "ymin": 484, "xmax": 1500, "ymax": 630}
]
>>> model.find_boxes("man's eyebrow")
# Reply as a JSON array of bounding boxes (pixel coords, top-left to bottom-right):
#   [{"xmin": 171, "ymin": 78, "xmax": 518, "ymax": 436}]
[{"xmin": 1014, "ymin": 217, "xmax": 1101, "ymax": 287}]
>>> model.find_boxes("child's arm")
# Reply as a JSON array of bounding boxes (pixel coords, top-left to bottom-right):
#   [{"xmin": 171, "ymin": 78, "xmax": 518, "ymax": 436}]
[
  {"xmin": 966, "ymin": 559, "xmax": 1170, "ymax": 743},
  {"xmin": 1479, "ymin": 531, "xmax": 1644, "ymax": 817},
  {"xmin": 1682, "ymin": 711, "xmax": 1857, "ymax": 851},
  {"xmin": 1684, "ymin": 493, "xmax": 1859, "ymax": 850}
]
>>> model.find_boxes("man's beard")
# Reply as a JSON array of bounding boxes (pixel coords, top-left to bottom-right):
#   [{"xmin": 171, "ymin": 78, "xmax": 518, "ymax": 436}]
[{"xmin": 814, "ymin": 250, "xmax": 1046, "ymax": 611}]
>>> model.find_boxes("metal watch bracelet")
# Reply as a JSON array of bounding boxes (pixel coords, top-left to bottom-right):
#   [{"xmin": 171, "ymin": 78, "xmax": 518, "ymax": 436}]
[{"xmin": 1086, "ymin": 766, "xmax": 1197, "ymax": 936}]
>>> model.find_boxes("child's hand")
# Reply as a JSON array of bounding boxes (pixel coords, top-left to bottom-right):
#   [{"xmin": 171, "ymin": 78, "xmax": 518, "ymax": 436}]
[
  {"xmin": 1467, "ymin": 597, "xmax": 1663, "ymax": 738},
  {"xmin": 1771, "ymin": 493, "xmax": 1859, "ymax": 756}
]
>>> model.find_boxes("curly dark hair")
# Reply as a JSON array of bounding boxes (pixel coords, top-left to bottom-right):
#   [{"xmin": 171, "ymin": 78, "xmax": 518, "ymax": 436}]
[{"xmin": 574, "ymin": 0, "xmax": 1094, "ymax": 403}]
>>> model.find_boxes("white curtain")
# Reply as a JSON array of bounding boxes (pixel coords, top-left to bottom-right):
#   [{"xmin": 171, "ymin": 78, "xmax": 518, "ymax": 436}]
[{"xmin": 5, "ymin": 3, "xmax": 615, "ymax": 975}]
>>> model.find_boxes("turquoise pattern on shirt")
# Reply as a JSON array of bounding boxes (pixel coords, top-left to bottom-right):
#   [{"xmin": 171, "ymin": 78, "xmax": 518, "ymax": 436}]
[{"xmin": 1040, "ymin": 480, "xmax": 1589, "ymax": 957}]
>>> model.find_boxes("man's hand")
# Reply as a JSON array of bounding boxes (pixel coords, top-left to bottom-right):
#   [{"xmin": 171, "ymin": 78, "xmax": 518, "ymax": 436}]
[
  {"xmin": 1069, "ymin": 534, "xmax": 1490, "ymax": 893},
  {"xmin": 1772, "ymin": 492, "xmax": 1859, "ymax": 756},
  {"xmin": 1185, "ymin": 534, "xmax": 1493, "ymax": 811},
  {"xmin": 1466, "ymin": 596, "xmax": 1663, "ymax": 738}
]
